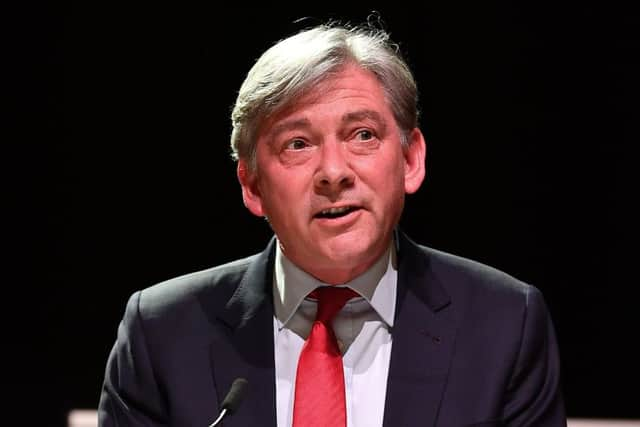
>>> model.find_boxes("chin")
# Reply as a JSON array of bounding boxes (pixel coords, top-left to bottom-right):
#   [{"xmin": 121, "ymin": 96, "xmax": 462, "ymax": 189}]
[{"xmin": 321, "ymin": 237, "xmax": 378, "ymax": 266}]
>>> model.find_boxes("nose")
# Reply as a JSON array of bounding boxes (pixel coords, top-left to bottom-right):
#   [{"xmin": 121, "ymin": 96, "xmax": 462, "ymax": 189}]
[{"xmin": 313, "ymin": 141, "xmax": 355, "ymax": 195}]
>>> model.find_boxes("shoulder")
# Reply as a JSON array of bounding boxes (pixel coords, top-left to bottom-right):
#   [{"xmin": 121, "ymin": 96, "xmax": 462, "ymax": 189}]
[
  {"xmin": 128, "ymin": 254, "xmax": 259, "ymax": 320},
  {"xmin": 406, "ymin": 239, "xmax": 557, "ymax": 357},
  {"xmin": 425, "ymin": 245, "xmax": 548, "ymax": 315},
  {"xmin": 424, "ymin": 245, "xmax": 532, "ymax": 297},
  {"xmin": 399, "ymin": 240, "xmax": 565, "ymax": 422},
  {"xmin": 400, "ymin": 233, "xmax": 540, "ymax": 313}
]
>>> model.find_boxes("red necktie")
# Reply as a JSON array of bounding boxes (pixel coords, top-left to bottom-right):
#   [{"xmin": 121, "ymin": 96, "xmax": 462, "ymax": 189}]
[{"xmin": 292, "ymin": 286, "xmax": 358, "ymax": 427}]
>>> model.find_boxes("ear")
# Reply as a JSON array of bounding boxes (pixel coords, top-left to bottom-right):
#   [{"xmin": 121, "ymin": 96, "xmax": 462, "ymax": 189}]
[
  {"xmin": 403, "ymin": 128, "xmax": 427, "ymax": 194},
  {"xmin": 237, "ymin": 160, "xmax": 265, "ymax": 217}
]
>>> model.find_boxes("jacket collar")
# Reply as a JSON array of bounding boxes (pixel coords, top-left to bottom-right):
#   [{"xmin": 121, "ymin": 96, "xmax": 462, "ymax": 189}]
[
  {"xmin": 383, "ymin": 230, "xmax": 456, "ymax": 427},
  {"xmin": 209, "ymin": 237, "xmax": 278, "ymax": 427},
  {"xmin": 218, "ymin": 237, "xmax": 276, "ymax": 329}
]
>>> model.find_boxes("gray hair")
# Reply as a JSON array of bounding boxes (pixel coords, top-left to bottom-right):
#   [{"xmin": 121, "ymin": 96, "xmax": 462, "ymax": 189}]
[{"xmin": 230, "ymin": 22, "xmax": 419, "ymax": 170}]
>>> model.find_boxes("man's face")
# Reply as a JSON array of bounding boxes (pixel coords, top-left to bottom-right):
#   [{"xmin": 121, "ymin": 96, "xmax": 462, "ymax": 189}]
[{"xmin": 238, "ymin": 65, "xmax": 426, "ymax": 284}]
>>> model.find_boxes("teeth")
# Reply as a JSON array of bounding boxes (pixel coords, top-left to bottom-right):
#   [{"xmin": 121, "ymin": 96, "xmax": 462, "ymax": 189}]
[{"xmin": 321, "ymin": 206, "xmax": 351, "ymax": 215}]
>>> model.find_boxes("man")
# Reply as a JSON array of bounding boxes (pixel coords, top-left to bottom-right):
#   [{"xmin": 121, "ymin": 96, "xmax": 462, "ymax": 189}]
[{"xmin": 99, "ymin": 22, "xmax": 566, "ymax": 426}]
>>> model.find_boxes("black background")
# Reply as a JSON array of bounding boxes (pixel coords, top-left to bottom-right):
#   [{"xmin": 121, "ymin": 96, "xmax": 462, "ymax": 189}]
[{"xmin": 7, "ymin": 4, "xmax": 638, "ymax": 426}]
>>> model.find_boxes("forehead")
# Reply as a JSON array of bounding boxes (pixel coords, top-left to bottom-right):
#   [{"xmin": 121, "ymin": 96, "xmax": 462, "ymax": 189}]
[
  {"xmin": 259, "ymin": 65, "xmax": 393, "ymax": 132},
  {"xmin": 300, "ymin": 65, "xmax": 388, "ymax": 110}
]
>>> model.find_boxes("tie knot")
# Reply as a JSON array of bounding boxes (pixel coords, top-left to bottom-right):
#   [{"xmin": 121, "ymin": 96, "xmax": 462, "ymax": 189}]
[{"xmin": 309, "ymin": 286, "xmax": 359, "ymax": 323}]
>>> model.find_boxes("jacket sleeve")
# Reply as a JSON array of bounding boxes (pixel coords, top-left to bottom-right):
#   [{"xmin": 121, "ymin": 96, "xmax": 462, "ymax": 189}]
[
  {"xmin": 98, "ymin": 291, "xmax": 169, "ymax": 426},
  {"xmin": 503, "ymin": 286, "xmax": 567, "ymax": 426}
]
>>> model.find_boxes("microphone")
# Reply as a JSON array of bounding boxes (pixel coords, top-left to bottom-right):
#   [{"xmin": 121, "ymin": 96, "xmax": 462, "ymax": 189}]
[{"xmin": 208, "ymin": 378, "xmax": 249, "ymax": 427}]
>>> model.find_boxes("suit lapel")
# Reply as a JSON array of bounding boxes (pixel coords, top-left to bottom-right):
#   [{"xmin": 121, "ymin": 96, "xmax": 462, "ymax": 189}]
[
  {"xmin": 383, "ymin": 232, "xmax": 458, "ymax": 427},
  {"xmin": 210, "ymin": 238, "xmax": 278, "ymax": 427}
]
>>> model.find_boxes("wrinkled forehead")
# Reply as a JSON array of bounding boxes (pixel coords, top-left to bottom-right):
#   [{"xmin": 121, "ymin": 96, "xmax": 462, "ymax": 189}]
[{"xmin": 256, "ymin": 64, "xmax": 392, "ymax": 136}]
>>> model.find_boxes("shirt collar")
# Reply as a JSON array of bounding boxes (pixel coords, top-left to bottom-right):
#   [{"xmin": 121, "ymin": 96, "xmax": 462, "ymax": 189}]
[{"xmin": 273, "ymin": 240, "xmax": 397, "ymax": 329}]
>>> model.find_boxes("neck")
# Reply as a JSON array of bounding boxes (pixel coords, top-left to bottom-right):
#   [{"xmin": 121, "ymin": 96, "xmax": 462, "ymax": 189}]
[{"xmin": 279, "ymin": 240, "xmax": 393, "ymax": 286}]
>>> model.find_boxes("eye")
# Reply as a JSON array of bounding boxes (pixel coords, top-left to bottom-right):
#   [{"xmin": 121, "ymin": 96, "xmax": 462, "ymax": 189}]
[
  {"xmin": 348, "ymin": 128, "xmax": 381, "ymax": 153},
  {"xmin": 355, "ymin": 129, "xmax": 374, "ymax": 141},
  {"xmin": 285, "ymin": 138, "xmax": 309, "ymax": 150}
]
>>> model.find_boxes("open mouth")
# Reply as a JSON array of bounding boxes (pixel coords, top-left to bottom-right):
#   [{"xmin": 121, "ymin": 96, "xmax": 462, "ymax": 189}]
[{"xmin": 314, "ymin": 206, "xmax": 359, "ymax": 219}]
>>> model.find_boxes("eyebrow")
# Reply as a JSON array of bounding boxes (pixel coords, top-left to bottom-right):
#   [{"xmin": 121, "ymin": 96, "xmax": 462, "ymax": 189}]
[
  {"xmin": 342, "ymin": 109, "xmax": 388, "ymax": 134},
  {"xmin": 267, "ymin": 109, "xmax": 388, "ymax": 139},
  {"xmin": 268, "ymin": 118, "xmax": 312, "ymax": 139}
]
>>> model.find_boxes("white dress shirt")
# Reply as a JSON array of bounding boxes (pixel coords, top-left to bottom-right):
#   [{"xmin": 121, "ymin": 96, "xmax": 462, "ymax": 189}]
[{"xmin": 272, "ymin": 242, "xmax": 398, "ymax": 427}]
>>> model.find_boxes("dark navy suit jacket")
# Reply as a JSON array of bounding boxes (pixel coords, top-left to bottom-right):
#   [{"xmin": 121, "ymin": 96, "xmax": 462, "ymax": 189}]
[{"xmin": 99, "ymin": 231, "xmax": 566, "ymax": 426}]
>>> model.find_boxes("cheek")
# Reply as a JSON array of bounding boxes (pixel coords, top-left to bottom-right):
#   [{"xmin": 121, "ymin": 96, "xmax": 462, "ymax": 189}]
[
  {"xmin": 259, "ymin": 178, "xmax": 307, "ymax": 218},
  {"xmin": 373, "ymin": 161, "xmax": 407, "ymax": 210},
  {"xmin": 370, "ymin": 156, "xmax": 406, "ymax": 188}
]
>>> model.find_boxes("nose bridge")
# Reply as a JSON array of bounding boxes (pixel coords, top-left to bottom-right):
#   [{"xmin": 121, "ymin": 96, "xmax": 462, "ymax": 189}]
[{"xmin": 314, "ymin": 138, "xmax": 353, "ymax": 189}]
